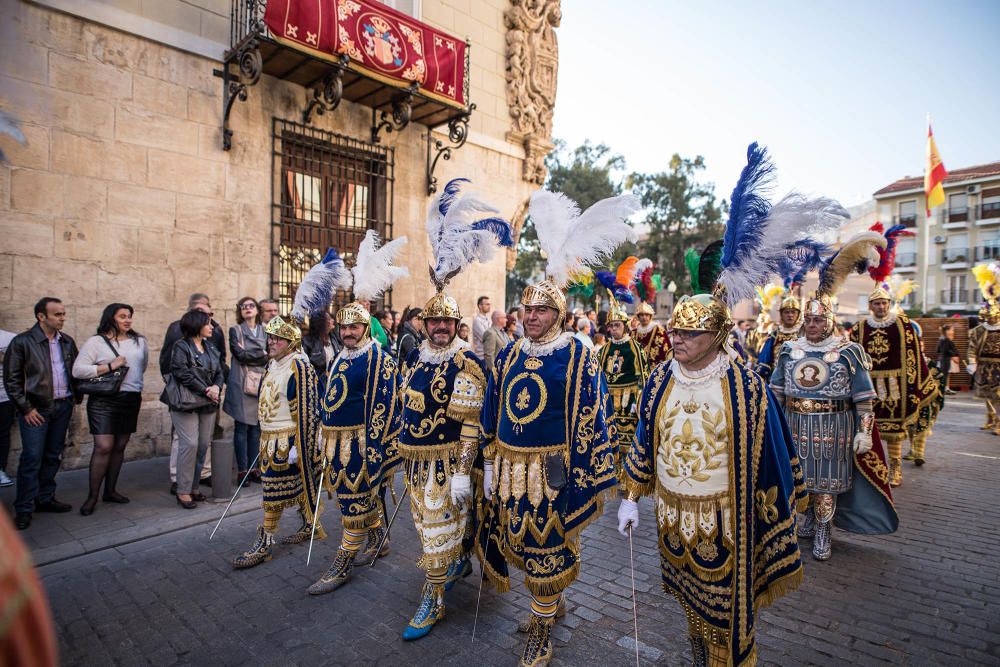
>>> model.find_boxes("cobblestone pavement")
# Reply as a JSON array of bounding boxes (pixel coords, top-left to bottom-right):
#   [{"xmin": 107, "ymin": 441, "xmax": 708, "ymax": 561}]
[{"xmin": 32, "ymin": 396, "xmax": 1000, "ymax": 666}]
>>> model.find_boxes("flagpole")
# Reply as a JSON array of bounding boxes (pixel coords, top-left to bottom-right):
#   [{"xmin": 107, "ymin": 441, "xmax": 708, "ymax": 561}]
[{"xmin": 921, "ymin": 112, "xmax": 930, "ymax": 314}]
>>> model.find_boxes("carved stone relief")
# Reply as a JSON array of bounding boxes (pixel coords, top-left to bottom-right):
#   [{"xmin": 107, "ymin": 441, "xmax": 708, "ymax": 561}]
[{"xmin": 505, "ymin": 0, "xmax": 560, "ymax": 185}]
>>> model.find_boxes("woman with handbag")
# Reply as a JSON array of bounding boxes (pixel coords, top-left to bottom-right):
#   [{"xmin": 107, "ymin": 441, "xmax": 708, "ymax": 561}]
[
  {"xmin": 223, "ymin": 297, "xmax": 267, "ymax": 484},
  {"xmin": 71, "ymin": 303, "xmax": 148, "ymax": 516},
  {"xmin": 165, "ymin": 310, "xmax": 224, "ymax": 509}
]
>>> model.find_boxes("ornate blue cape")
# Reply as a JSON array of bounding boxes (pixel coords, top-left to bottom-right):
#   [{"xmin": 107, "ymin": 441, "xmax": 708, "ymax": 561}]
[{"xmin": 622, "ymin": 360, "xmax": 806, "ymax": 666}]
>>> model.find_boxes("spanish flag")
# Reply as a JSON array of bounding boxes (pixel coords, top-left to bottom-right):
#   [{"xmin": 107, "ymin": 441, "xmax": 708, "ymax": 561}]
[{"xmin": 924, "ymin": 121, "xmax": 948, "ymax": 215}]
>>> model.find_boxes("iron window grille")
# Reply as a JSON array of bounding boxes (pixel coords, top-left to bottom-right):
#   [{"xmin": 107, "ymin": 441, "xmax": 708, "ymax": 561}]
[{"xmin": 271, "ymin": 118, "xmax": 395, "ymax": 316}]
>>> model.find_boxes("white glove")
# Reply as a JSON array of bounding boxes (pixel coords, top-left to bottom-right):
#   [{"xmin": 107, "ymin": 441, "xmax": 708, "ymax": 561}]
[
  {"xmin": 966, "ymin": 362, "xmax": 976, "ymax": 375},
  {"xmin": 853, "ymin": 432, "xmax": 872, "ymax": 454},
  {"xmin": 617, "ymin": 499, "xmax": 639, "ymax": 536},
  {"xmin": 451, "ymin": 473, "xmax": 472, "ymax": 506},
  {"xmin": 287, "ymin": 444, "xmax": 298, "ymax": 464},
  {"xmin": 483, "ymin": 461, "xmax": 494, "ymax": 500}
]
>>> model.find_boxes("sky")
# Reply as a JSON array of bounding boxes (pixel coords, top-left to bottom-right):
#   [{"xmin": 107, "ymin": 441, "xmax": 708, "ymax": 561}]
[{"xmin": 552, "ymin": 0, "xmax": 1000, "ymax": 208}]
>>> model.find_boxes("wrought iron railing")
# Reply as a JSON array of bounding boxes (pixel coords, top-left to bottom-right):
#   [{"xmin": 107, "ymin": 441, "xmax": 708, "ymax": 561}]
[{"xmin": 941, "ymin": 247, "xmax": 970, "ymax": 263}]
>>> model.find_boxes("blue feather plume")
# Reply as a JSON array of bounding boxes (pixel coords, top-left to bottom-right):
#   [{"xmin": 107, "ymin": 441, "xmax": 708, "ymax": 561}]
[
  {"xmin": 291, "ymin": 248, "xmax": 353, "ymax": 322},
  {"xmin": 780, "ymin": 239, "xmax": 831, "ymax": 288},
  {"xmin": 438, "ymin": 178, "xmax": 470, "ymax": 216},
  {"xmin": 721, "ymin": 142, "xmax": 775, "ymax": 272},
  {"xmin": 470, "ymin": 217, "xmax": 514, "ymax": 248}
]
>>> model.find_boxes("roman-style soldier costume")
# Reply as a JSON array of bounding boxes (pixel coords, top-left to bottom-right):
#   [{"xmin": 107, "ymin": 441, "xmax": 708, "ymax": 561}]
[
  {"xmin": 969, "ymin": 263, "xmax": 1000, "ymax": 434},
  {"xmin": 755, "ymin": 292, "xmax": 801, "ymax": 382},
  {"xmin": 771, "ymin": 231, "xmax": 898, "ymax": 562},
  {"xmin": 850, "ymin": 222, "xmax": 939, "ymax": 486},
  {"xmin": 477, "ymin": 190, "xmax": 636, "ymax": 667},
  {"xmin": 308, "ymin": 230, "xmax": 406, "ymax": 595},
  {"xmin": 619, "ymin": 142, "xmax": 848, "ymax": 666},
  {"xmin": 396, "ymin": 179, "xmax": 511, "ymax": 640},
  {"xmin": 598, "ymin": 297, "xmax": 649, "ymax": 469},
  {"xmin": 232, "ymin": 314, "xmax": 325, "ymax": 568},
  {"xmin": 632, "ymin": 301, "xmax": 671, "ymax": 365}
]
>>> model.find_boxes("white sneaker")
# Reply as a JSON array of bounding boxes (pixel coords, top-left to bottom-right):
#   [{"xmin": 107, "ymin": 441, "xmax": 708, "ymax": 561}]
[{"xmin": 0, "ymin": 470, "xmax": 13, "ymax": 487}]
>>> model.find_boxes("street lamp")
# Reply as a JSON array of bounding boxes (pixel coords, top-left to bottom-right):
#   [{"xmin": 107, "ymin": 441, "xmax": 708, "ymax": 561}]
[{"xmin": 667, "ymin": 280, "xmax": 677, "ymax": 313}]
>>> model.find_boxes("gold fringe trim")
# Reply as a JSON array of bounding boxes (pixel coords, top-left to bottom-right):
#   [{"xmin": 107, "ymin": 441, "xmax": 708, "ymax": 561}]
[
  {"xmin": 474, "ymin": 537, "xmax": 511, "ymax": 594},
  {"xmin": 320, "ymin": 424, "xmax": 366, "ymax": 434},
  {"xmin": 416, "ymin": 543, "xmax": 466, "ymax": 572},
  {"xmin": 524, "ymin": 560, "xmax": 580, "ymax": 597},
  {"xmin": 495, "ymin": 440, "xmax": 567, "ymax": 462},
  {"xmin": 398, "ymin": 442, "xmax": 461, "ymax": 461},
  {"xmin": 262, "ymin": 499, "xmax": 301, "ymax": 512},
  {"xmin": 753, "ymin": 564, "xmax": 803, "ymax": 611},
  {"xmin": 446, "ymin": 402, "xmax": 482, "ymax": 422},
  {"xmin": 341, "ymin": 509, "xmax": 379, "ymax": 531}
]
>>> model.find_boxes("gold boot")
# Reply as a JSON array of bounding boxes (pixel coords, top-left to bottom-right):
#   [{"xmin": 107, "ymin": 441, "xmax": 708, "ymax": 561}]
[
  {"xmin": 889, "ymin": 458, "xmax": 903, "ymax": 487},
  {"xmin": 232, "ymin": 526, "xmax": 273, "ymax": 569}
]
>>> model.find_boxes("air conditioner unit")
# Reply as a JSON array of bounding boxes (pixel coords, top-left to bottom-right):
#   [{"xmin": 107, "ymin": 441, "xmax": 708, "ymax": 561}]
[
  {"xmin": 933, "ymin": 235, "xmax": 947, "ymax": 244},
  {"xmin": 968, "ymin": 185, "xmax": 981, "ymax": 194}
]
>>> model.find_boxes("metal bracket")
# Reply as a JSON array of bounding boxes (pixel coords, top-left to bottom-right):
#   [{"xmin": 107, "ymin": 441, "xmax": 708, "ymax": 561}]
[
  {"xmin": 220, "ymin": 38, "xmax": 262, "ymax": 151},
  {"xmin": 371, "ymin": 88, "xmax": 415, "ymax": 144},
  {"xmin": 302, "ymin": 55, "xmax": 350, "ymax": 124},
  {"xmin": 426, "ymin": 104, "xmax": 475, "ymax": 195}
]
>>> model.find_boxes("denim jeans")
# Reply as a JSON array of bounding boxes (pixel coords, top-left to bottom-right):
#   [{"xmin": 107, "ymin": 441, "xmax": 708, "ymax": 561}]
[
  {"xmin": 14, "ymin": 398, "xmax": 74, "ymax": 513},
  {"xmin": 0, "ymin": 400, "xmax": 14, "ymax": 470},
  {"xmin": 233, "ymin": 420, "xmax": 261, "ymax": 472}
]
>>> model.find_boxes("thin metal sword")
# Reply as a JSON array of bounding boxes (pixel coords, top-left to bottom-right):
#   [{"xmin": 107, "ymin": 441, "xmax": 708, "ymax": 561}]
[
  {"xmin": 306, "ymin": 467, "xmax": 326, "ymax": 566},
  {"xmin": 627, "ymin": 525, "xmax": 640, "ymax": 667},
  {"xmin": 367, "ymin": 483, "xmax": 409, "ymax": 568},
  {"xmin": 209, "ymin": 451, "xmax": 260, "ymax": 540},
  {"xmin": 472, "ymin": 499, "xmax": 497, "ymax": 642}
]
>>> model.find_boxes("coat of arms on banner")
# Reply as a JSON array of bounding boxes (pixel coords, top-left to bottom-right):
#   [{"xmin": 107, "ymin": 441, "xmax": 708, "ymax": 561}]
[{"xmin": 362, "ymin": 15, "xmax": 403, "ymax": 67}]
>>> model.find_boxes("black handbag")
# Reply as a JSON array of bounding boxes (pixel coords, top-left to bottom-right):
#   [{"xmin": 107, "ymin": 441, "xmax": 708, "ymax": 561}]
[
  {"xmin": 75, "ymin": 337, "xmax": 129, "ymax": 396},
  {"xmin": 161, "ymin": 341, "xmax": 215, "ymax": 411}
]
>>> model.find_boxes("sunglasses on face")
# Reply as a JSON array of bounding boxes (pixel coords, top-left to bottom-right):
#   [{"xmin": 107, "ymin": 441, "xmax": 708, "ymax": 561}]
[
  {"xmin": 240, "ymin": 303, "xmax": 257, "ymax": 310},
  {"xmin": 667, "ymin": 329, "xmax": 708, "ymax": 340}
]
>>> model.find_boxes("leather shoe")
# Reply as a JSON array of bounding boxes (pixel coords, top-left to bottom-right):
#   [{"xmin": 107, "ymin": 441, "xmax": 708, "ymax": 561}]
[
  {"xmin": 35, "ymin": 499, "xmax": 72, "ymax": 513},
  {"xmin": 191, "ymin": 492, "xmax": 207, "ymax": 502},
  {"xmin": 14, "ymin": 512, "xmax": 31, "ymax": 530},
  {"xmin": 176, "ymin": 496, "xmax": 197, "ymax": 510}
]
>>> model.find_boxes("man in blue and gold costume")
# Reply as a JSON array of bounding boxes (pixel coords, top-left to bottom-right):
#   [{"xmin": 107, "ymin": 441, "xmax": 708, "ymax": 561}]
[
  {"xmin": 232, "ymin": 315, "xmax": 324, "ymax": 568},
  {"xmin": 755, "ymin": 293, "xmax": 801, "ymax": 382},
  {"xmin": 396, "ymin": 178, "xmax": 510, "ymax": 640},
  {"xmin": 308, "ymin": 231, "xmax": 406, "ymax": 595},
  {"xmin": 619, "ymin": 141, "xmax": 851, "ymax": 666},
  {"xmin": 475, "ymin": 189, "xmax": 637, "ymax": 667},
  {"xmin": 597, "ymin": 297, "xmax": 649, "ymax": 471}
]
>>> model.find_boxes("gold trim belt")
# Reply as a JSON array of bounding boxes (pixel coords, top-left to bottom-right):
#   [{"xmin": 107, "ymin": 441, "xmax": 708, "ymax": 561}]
[{"xmin": 789, "ymin": 398, "xmax": 850, "ymax": 414}]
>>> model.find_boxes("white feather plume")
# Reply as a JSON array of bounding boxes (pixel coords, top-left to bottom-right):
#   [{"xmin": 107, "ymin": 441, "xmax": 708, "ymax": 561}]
[
  {"xmin": 426, "ymin": 184, "xmax": 512, "ymax": 286},
  {"xmin": 716, "ymin": 192, "xmax": 848, "ymax": 307},
  {"xmin": 351, "ymin": 230, "xmax": 409, "ymax": 302},
  {"xmin": 530, "ymin": 191, "xmax": 640, "ymax": 286}
]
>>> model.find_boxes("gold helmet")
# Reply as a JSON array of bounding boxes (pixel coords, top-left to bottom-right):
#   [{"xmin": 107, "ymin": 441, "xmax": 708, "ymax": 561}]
[
  {"xmin": 779, "ymin": 294, "xmax": 801, "ymax": 312},
  {"xmin": 869, "ymin": 284, "xmax": 892, "ymax": 304},
  {"xmin": 635, "ymin": 301, "xmax": 655, "ymax": 317},
  {"xmin": 264, "ymin": 315, "xmax": 302, "ymax": 347},
  {"xmin": 521, "ymin": 279, "xmax": 568, "ymax": 343},
  {"xmin": 669, "ymin": 293, "xmax": 732, "ymax": 349},
  {"xmin": 607, "ymin": 297, "xmax": 630, "ymax": 324},
  {"xmin": 422, "ymin": 292, "xmax": 461, "ymax": 320}
]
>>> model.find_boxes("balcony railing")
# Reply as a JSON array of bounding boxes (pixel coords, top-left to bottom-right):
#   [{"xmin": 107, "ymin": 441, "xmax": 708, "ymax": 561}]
[
  {"xmin": 896, "ymin": 251, "xmax": 917, "ymax": 267},
  {"xmin": 894, "ymin": 214, "xmax": 918, "ymax": 228},
  {"xmin": 983, "ymin": 202, "xmax": 1000, "ymax": 220},
  {"xmin": 941, "ymin": 247, "xmax": 970, "ymax": 264},
  {"xmin": 940, "ymin": 289, "xmax": 969, "ymax": 305}
]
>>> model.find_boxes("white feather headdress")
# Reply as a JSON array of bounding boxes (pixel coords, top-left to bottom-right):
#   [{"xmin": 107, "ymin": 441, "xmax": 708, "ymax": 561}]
[
  {"xmin": 427, "ymin": 178, "xmax": 514, "ymax": 289},
  {"xmin": 351, "ymin": 230, "xmax": 409, "ymax": 302},
  {"xmin": 529, "ymin": 191, "xmax": 640, "ymax": 286}
]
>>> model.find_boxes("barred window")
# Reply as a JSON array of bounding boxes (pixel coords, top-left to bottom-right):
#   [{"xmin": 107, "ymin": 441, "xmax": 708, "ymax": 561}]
[{"xmin": 272, "ymin": 119, "xmax": 394, "ymax": 316}]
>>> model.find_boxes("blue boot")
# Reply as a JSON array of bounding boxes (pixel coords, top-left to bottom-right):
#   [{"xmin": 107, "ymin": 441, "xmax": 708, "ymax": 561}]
[
  {"xmin": 402, "ymin": 582, "xmax": 445, "ymax": 641},
  {"xmin": 444, "ymin": 556, "xmax": 472, "ymax": 591}
]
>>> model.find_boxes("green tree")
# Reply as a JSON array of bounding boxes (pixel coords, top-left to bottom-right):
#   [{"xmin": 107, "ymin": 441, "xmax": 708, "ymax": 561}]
[
  {"xmin": 628, "ymin": 155, "xmax": 725, "ymax": 295},
  {"xmin": 506, "ymin": 140, "xmax": 630, "ymax": 303}
]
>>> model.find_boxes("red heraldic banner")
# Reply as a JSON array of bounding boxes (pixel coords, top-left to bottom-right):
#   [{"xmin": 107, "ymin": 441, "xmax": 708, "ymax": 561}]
[{"xmin": 264, "ymin": 0, "xmax": 468, "ymax": 108}]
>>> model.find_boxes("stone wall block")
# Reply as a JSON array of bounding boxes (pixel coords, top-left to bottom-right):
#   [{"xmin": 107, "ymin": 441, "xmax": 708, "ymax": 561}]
[
  {"xmin": 97, "ymin": 266, "xmax": 174, "ymax": 306},
  {"xmin": 10, "ymin": 169, "xmax": 63, "ymax": 216},
  {"xmin": 237, "ymin": 272, "xmax": 270, "ymax": 301},
  {"xmin": 102, "ymin": 141, "xmax": 149, "ymax": 185},
  {"xmin": 51, "ymin": 131, "xmax": 104, "ymax": 178},
  {"xmin": 224, "ymin": 164, "xmax": 268, "ymax": 204},
  {"xmin": 187, "ymin": 89, "xmax": 220, "ymax": 126},
  {"xmin": 62, "ymin": 176, "xmax": 108, "ymax": 221},
  {"xmin": 0, "ymin": 212, "xmax": 54, "ymax": 258},
  {"xmin": 175, "ymin": 194, "xmax": 237, "ymax": 234},
  {"xmin": 3, "ymin": 123, "xmax": 49, "ymax": 170},
  {"xmin": 0, "ymin": 255, "xmax": 13, "ymax": 311},
  {"xmin": 223, "ymin": 237, "xmax": 267, "ymax": 273},
  {"xmin": 13, "ymin": 256, "xmax": 97, "ymax": 305},
  {"xmin": 132, "ymin": 73, "xmax": 188, "ymax": 118},
  {"xmin": 167, "ymin": 231, "xmax": 211, "ymax": 269},
  {"xmin": 147, "ymin": 149, "xmax": 225, "ymax": 198},
  {"xmin": 0, "ymin": 40, "xmax": 48, "ymax": 85},
  {"xmin": 54, "ymin": 220, "xmax": 138, "ymax": 265},
  {"xmin": 116, "ymin": 106, "xmax": 200, "ymax": 154},
  {"xmin": 138, "ymin": 228, "xmax": 171, "ymax": 266},
  {"xmin": 0, "ymin": 77, "xmax": 115, "ymax": 140},
  {"xmin": 49, "ymin": 52, "xmax": 133, "ymax": 100},
  {"xmin": 0, "ymin": 165, "xmax": 10, "ymax": 210},
  {"xmin": 108, "ymin": 184, "xmax": 176, "ymax": 227}
]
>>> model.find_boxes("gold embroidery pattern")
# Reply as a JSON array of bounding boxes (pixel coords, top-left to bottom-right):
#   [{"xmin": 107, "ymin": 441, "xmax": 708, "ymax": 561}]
[
  {"xmin": 503, "ymin": 372, "xmax": 548, "ymax": 431},
  {"xmin": 663, "ymin": 407, "xmax": 727, "ymax": 486},
  {"xmin": 755, "ymin": 486, "xmax": 779, "ymax": 524},
  {"xmin": 408, "ymin": 407, "xmax": 446, "ymax": 439},
  {"xmin": 257, "ymin": 381, "xmax": 280, "ymax": 424}
]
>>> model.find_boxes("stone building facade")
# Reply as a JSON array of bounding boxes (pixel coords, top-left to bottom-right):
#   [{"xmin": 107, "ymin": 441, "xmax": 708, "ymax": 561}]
[{"xmin": 0, "ymin": 0, "xmax": 559, "ymax": 469}]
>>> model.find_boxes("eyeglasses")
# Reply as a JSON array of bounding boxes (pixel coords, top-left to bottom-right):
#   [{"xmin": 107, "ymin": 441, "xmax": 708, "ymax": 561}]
[
  {"xmin": 240, "ymin": 303, "xmax": 257, "ymax": 310},
  {"xmin": 667, "ymin": 329, "xmax": 708, "ymax": 340}
]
